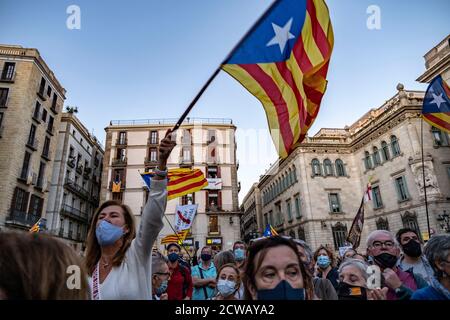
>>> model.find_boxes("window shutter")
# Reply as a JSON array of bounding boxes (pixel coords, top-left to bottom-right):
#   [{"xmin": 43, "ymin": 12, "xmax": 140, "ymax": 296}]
[
  {"xmin": 217, "ymin": 166, "xmax": 221, "ymax": 178},
  {"xmin": 218, "ymin": 191, "xmax": 222, "ymax": 210}
]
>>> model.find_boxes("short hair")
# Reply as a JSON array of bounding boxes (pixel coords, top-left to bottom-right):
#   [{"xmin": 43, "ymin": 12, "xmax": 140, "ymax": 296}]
[
  {"xmin": 338, "ymin": 258, "xmax": 369, "ymax": 282},
  {"xmin": 233, "ymin": 241, "xmax": 246, "ymax": 250},
  {"xmin": 166, "ymin": 242, "xmax": 181, "ymax": 251},
  {"xmin": 313, "ymin": 245, "xmax": 336, "ymax": 267},
  {"xmin": 152, "ymin": 255, "xmax": 168, "ymax": 275},
  {"xmin": 366, "ymin": 230, "xmax": 398, "ymax": 248},
  {"xmin": 293, "ymin": 239, "xmax": 313, "ymax": 264},
  {"xmin": 396, "ymin": 228, "xmax": 420, "ymax": 244},
  {"xmin": 214, "ymin": 250, "xmax": 235, "ymax": 271},
  {"xmin": 424, "ymin": 234, "xmax": 450, "ymax": 279},
  {"xmin": 0, "ymin": 232, "xmax": 89, "ymax": 299},
  {"xmin": 201, "ymin": 246, "xmax": 212, "ymax": 253}
]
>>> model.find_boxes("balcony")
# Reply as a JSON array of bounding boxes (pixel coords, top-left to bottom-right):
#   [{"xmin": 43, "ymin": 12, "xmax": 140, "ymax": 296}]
[
  {"xmin": 147, "ymin": 137, "xmax": 159, "ymax": 145},
  {"xmin": 6, "ymin": 209, "xmax": 40, "ymax": 229},
  {"xmin": 76, "ymin": 164, "xmax": 83, "ymax": 175},
  {"xmin": 64, "ymin": 177, "xmax": 90, "ymax": 200},
  {"xmin": 206, "ymin": 203, "xmax": 222, "ymax": 212},
  {"xmin": 115, "ymin": 138, "xmax": 127, "ymax": 146},
  {"xmin": 83, "ymin": 167, "xmax": 92, "ymax": 179},
  {"xmin": 0, "ymin": 69, "xmax": 15, "ymax": 83},
  {"xmin": 112, "ymin": 157, "xmax": 127, "ymax": 167},
  {"xmin": 26, "ymin": 138, "xmax": 39, "ymax": 151},
  {"xmin": 60, "ymin": 204, "xmax": 88, "ymax": 223},
  {"xmin": 67, "ymin": 157, "xmax": 76, "ymax": 168},
  {"xmin": 109, "ymin": 180, "xmax": 126, "ymax": 191},
  {"xmin": 144, "ymin": 157, "xmax": 158, "ymax": 166}
]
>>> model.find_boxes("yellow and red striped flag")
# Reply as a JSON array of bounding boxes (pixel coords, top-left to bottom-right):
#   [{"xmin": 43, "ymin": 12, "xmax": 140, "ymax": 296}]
[
  {"xmin": 161, "ymin": 229, "xmax": 189, "ymax": 245},
  {"xmin": 222, "ymin": 0, "xmax": 334, "ymax": 158},
  {"xmin": 167, "ymin": 168, "xmax": 208, "ymax": 200}
]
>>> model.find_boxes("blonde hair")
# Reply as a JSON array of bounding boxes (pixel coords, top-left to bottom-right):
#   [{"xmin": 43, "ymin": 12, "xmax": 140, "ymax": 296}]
[
  {"xmin": 0, "ymin": 231, "xmax": 89, "ymax": 299},
  {"xmin": 85, "ymin": 200, "xmax": 136, "ymax": 275}
]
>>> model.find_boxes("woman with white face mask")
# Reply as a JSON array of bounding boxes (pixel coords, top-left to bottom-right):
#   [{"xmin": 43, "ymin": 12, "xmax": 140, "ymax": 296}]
[
  {"xmin": 211, "ymin": 264, "xmax": 241, "ymax": 300},
  {"xmin": 84, "ymin": 131, "xmax": 176, "ymax": 300}
]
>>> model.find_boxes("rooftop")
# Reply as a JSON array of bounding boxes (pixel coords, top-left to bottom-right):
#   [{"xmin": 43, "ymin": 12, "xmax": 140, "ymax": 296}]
[{"xmin": 109, "ymin": 117, "xmax": 234, "ymax": 126}]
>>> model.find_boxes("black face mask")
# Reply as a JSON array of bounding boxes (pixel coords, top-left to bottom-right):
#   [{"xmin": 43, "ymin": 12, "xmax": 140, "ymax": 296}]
[
  {"xmin": 373, "ymin": 252, "xmax": 398, "ymax": 269},
  {"xmin": 337, "ymin": 282, "xmax": 367, "ymax": 300},
  {"xmin": 402, "ymin": 240, "xmax": 422, "ymax": 258}
]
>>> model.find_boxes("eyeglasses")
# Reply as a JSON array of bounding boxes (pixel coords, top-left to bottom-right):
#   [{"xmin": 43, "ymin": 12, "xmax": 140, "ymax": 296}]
[
  {"xmin": 154, "ymin": 272, "xmax": 170, "ymax": 277},
  {"xmin": 371, "ymin": 241, "xmax": 395, "ymax": 249}
]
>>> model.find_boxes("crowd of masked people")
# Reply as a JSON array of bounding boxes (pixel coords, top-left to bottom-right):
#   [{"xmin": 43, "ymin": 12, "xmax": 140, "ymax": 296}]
[{"xmin": 0, "ymin": 132, "xmax": 449, "ymax": 300}]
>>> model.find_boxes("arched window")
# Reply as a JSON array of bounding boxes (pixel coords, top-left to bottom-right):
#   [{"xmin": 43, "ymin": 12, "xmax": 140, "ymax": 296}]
[
  {"xmin": 312, "ymin": 159, "xmax": 321, "ymax": 176},
  {"xmin": 335, "ymin": 159, "xmax": 346, "ymax": 177},
  {"xmin": 364, "ymin": 151, "xmax": 373, "ymax": 170},
  {"xmin": 373, "ymin": 147, "xmax": 381, "ymax": 166},
  {"xmin": 376, "ymin": 217, "xmax": 390, "ymax": 231},
  {"xmin": 391, "ymin": 135, "xmax": 401, "ymax": 156},
  {"xmin": 323, "ymin": 159, "xmax": 333, "ymax": 176},
  {"xmin": 381, "ymin": 141, "xmax": 390, "ymax": 161}
]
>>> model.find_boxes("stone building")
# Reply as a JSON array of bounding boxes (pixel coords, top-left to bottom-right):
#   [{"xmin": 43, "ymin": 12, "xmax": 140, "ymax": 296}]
[
  {"xmin": 101, "ymin": 118, "xmax": 241, "ymax": 255},
  {"xmin": 0, "ymin": 45, "xmax": 66, "ymax": 231}
]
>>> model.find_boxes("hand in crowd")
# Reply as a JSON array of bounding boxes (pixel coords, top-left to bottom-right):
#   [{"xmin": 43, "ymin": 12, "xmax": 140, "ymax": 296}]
[
  {"xmin": 157, "ymin": 130, "xmax": 177, "ymax": 172},
  {"xmin": 208, "ymin": 279, "xmax": 217, "ymax": 288},
  {"xmin": 367, "ymin": 287, "xmax": 388, "ymax": 300},
  {"xmin": 382, "ymin": 268, "xmax": 402, "ymax": 290},
  {"xmin": 159, "ymin": 293, "xmax": 168, "ymax": 300}
]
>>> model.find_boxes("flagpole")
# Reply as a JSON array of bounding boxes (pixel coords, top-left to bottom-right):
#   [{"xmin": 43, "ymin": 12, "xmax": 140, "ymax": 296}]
[
  {"xmin": 162, "ymin": 213, "xmax": 193, "ymax": 260},
  {"xmin": 171, "ymin": 0, "xmax": 280, "ymax": 132},
  {"xmin": 420, "ymin": 116, "xmax": 431, "ymax": 237}
]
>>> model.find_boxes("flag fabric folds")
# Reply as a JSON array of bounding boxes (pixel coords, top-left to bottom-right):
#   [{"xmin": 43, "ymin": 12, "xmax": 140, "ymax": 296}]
[
  {"xmin": 161, "ymin": 230, "xmax": 189, "ymax": 245},
  {"xmin": 174, "ymin": 204, "xmax": 198, "ymax": 232},
  {"xmin": 29, "ymin": 218, "xmax": 44, "ymax": 233},
  {"xmin": 222, "ymin": 0, "xmax": 334, "ymax": 158},
  {"xmin": 422, "ymin": 75, "xmax": 450, "ymax": 133},
  {"xmin": 346, "ymin": 198, "xmax": 365, "ymax": 249},
  {"xmin": 141, "ymin": 168, "xmax": 208, "ymax": 200},
  {"xmin": 263, "ymin": 223, "xmax": 279, "ymax": 237}
]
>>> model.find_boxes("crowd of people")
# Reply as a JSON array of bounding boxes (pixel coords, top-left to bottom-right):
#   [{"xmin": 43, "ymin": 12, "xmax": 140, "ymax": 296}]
[{"xmin": 0, "ymin": 131, "xmax": 449, "ymax": 300}]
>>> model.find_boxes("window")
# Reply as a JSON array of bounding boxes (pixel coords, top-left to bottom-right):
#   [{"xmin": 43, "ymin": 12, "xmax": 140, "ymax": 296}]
[
  {"xmin": 0, "ymin": 112, "xmax": 3, "ymax": 130},
  {"xmin": 329, "ymin": 193, "xmax": 341, "ymax": 213},
  {"xmin": 38, "ymin": 77, "xmax": 46, "ymax": 95},
  {"xmin": 402, "ymin": 212, "xmax": 421, "ymax": 238},
  {"xmin": 12, "ymin": 187, "xmax": 28, "ymax": 212},
  {"xmin": 312, "ymin": 159, "xmax": 321, "ymax": 176},
  {"xmin": 364, "ymin": 151, "xmax": 372, "ymax": 170},
  {"xmin": 207, "ymin": 190, "xmax": 219, "ymax": 210},
  {"xmin": 381, "ymin": 141, "xmax": 390, "ymax": 161},
  {"xmin": 324, "ymin": 159, "xmax": 334, "ymax": 176},
  {"xmin": 297, "ymin": 226, "xmax": 306, "ymax": 241},
  {"xmin": 149, "ymin": 148, "xmax": 158, "ymax": 162},
  {"xmin": 294, "ymin": 195, "xmax": 301, "ymax": 219},
  {"xmin": 150, "ymin": 130, "xmax": 158, "ymax": 144},
  {"xmin": 0, "ymin": 88, "xmax": 8, "ymax": 107},
  {"xmin": 46, "ymin": 85, "xmax": 52, "ymax": 97},
  {"xmin": 181, "ymin": 193, "xmax": 195, "ymax": 205},
  {"xmin": 48, "ymin": 116, "xmax": 54, "ymax": 133},
  {"xmin": 373, "ymin": 147, "xmax": 381, "ymax": 166},
  {"xmin": 286, "ymin": 199, "xmax": 292, "ymax": 222},
  {"xmin": 376, "ymin": 217, "xmax": 390, "ymax": 231},
  {"xmin": 207, "ymin": 129, "xmax": 216, "ymax": 144},
  {"xmin": 332, "ymin": 223, "xmax": 348, "ymax": 250},
  {"xmin": 391, "ymin": 135, "xmax": 401, "ymax": 156},
  {"xmin": 1, "ymin": 62, "xmax": 15, "ymax": 80},
  {"xmin": 20, "ymin": 152, "xmax": 31, "ymax": 180},
  {"xmin": 207, "ymin": 166, "xmax": 218, "ymax": 178},
  {"xmin": 264, "ymin": 213, "xmax": 268, "ymax": 227},
  {"xmin": 372, "ymin": 185, "xmax": 383, "ymax": 208},
  {"xmin": 113, "ymin": 169, "xmax": 125, "ymax": 184},
  {"xmin": 395, "ymin": 176, "xmax": 409, "ymax": 201},
  {"xmin": 117, "ymin": 148, "xmax": 126, "ymax": 160},
  {"xmin": 269, "ymin": 210, "xmax": 274, "ymax": 226},
  {"xmin": 28, "ymin": 195, "xmax": 43, "ymax": 217},
  {"xmin": 33, "ymin": 101, "xmax": 41, "ymax": 120},
  {"xmin": 432, "ymin": 127, "xmax": 449, "ymax": 146},
  {"xmin": 335, "ymin": 159, "xmax": 346, "ymax": 177},
  {"xmin": 76, "ymin": 154, "xmax": 82, "ymax": 168},
  {"xmin": 51, "ymin": 93, "xmax": 58, "ymax": 110},
  {"xmin": 118, "ymin": 132, "xmax": 126, "ymax": 145},
  {"xmin": 182, "ymin": 129, "xmax": 191, "ymax": 144},
  {"xmin": 28, "ymin": 125, "xmax": 37, "ymax": 146},
  {"xmin": 275, "ymin": 202, "xmax": 283, "ymax": 226},
  {"xmin": 37, "ymin": 162, "xmax": 46, "ymax": 188},
  {"xmin": 41, "ymin": 108, "xmax": 47, "ymax": 122},
  {"xmin": 69, "ymin": 146, "xmax": 74, "ymax": 158},
  {"xmin": 182, "ymin": 147, "xmax": 191, "ymax": 162},
  {"xmin": 208, "ymin": 215, "xmax": 219, "ymax": 234},
  {"xmin": 292, "ymin": 166, "xmax": 297, "ymax": 182},
  {"xmin": 42, "ymin": 137, "xmax": 50, "ymax": 158}
]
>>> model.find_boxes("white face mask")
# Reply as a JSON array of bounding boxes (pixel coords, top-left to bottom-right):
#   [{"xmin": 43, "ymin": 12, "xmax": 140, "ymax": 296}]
[{"xmin": 217, "ymin": 279, "xmax": 236, "ymax": 297}]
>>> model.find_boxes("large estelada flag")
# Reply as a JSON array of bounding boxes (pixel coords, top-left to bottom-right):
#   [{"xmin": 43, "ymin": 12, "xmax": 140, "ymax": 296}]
[
  {"xmin": 141, "ymin": 168, "xmax": 208, "ymax": 200},
  {"xmin": 222, "ymin": 0, "xmax": 334, "ymax": 158},
  {"xmin": 422, "ymin": 75, "xmax": 450, "ymax": 133}
]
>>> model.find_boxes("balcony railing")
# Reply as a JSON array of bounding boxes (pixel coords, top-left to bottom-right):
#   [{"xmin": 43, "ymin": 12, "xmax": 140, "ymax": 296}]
[
  {"xmin": 112, "ymin": 158, "xmax": 127, "ymax": 166},
  {"xmin": 60, "ymin": 204, "xmax": 88, "ymax": 223},
  {"xmin": 110, "ymin": 118, "xmax": 233, "ymax": 126},
  {"xmin": 147, "ymin": 137, "xmax": 159, "ymax": 145},
  {"xmin": 109, "ymin": 181, "xmax": 126, "ymax": 190},
  {"xmin": 206, "ymin": 204, "xmax": 222, "ymax": 212},
  {"xmin": 6, "ymin": 209, "xmax": 40, "ymax": 228},
  {"xmin": 116, "ymin": 138, "xmax": 128, "ymax": 146},
  {"xmin": 145, "ymin": 157, "xmax": 158, "ymax": 166},
  {"xmin": 26, "ymin": 138, "xmax": 39, "ymax": 151},
  {"xmin": 64, "ymin": 177, "xmax": 90, "ymax": 200}
]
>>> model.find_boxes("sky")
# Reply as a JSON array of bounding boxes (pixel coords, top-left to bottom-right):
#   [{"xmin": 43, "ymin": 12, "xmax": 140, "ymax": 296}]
[{"xmin": 1, "ymin": 0, "xmax": 449, "ymax": 203}]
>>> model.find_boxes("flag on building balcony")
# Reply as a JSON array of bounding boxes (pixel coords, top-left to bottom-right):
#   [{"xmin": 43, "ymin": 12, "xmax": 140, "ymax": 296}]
[
  {"xmin": 112, "ymin": 180, "xmax": 121, "ymax": 193},
  {"xmin": 29, "ymin": 218, "xmax": 44, "ymax": 233},
  {"xmin": 263, "ymin": 223, "xmax": 279, "ymax": 237},
  {"xmin": 161, "ymin": 230, "xmax": 189, "ymax": 245},
  {"xmin": 141, "ymin": 168, "xmax": 208, "ymax": 200},
  {"xmin": 346, "ymin": 198, "xmax": 365, "ymax": 249},
  {"xmin": 222, "ymin": 0, "xmax": 334, "ymax": 158},
  {"xmin": 422, "ymin": 75, "xmax": 450, "ymax": 133},
  {"xmin": 174, "ymin": 204, "xmax": 198, "ymax": 232}
]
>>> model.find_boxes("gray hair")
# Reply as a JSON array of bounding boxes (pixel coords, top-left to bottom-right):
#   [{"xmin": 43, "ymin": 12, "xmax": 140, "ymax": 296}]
[
  {"xmin": 366, "ymin": 230, "xmax": 398, "ymax": 248},
  {"xmin": 213, "ymin": 250, "xmax": 235, "ymax": 271},
  {"xmin": 338, "ymin": 258, "xmax": 370, "ymax": 281},
  {"xmin": 293, "ymin": 239, "xmax": 313, "ymax": 263},
  {"xmin": 424, "ymin": 234, "xmax": 450, "ymax": 279},
  {"xmin": 152, "ymin": 254, "xmax": 168, "ymax": 275}
]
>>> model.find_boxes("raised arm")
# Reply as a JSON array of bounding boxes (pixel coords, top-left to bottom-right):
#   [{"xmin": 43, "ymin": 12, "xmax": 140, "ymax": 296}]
[{"xmin": 133, "ymin": 131, "xmax": 176, "ymax": 261}]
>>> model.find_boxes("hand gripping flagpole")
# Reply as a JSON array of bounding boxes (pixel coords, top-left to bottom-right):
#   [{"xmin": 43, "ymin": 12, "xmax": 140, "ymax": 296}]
[{"xmin": 171, "ymin": 0, "xmax": 280, "ymax": 132}]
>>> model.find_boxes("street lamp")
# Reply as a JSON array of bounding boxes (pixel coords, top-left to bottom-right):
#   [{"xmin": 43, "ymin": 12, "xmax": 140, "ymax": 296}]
[{"xmin": 436, "ymin": 210, "xmax": 450, "ymax": 233}]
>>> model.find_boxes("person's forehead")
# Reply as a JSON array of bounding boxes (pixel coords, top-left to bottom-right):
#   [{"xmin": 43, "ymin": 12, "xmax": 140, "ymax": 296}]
[
  {"xmin": 258, "ymin": 246, "xmax": 299, "ymax": 269},
  {"xmin": 220, "ymin": 267, "xmax": 238, "ymax": 277},
  {"xmin": 373, "ymin": 234, "xmax": 393, "ymax": 241},
  {"xmin": 202, "ymin": 247, "xmax": 211, "ymax": 253},
  {"xmin": 341, "ymin": 265, "xmax": 362, "ymax": 276},
  {"xmin": 101, "ymin": 205, "xmax": 124, "ymax": 214},
  {"xmin": 401, "ymin": 232, "xmax": 417, "ymax": 238}
]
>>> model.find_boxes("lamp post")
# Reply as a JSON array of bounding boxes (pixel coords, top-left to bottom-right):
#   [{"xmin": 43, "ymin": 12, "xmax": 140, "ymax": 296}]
[{"xmin": 436, "ymin": 210, "xmax": 450, "ymax": 233}]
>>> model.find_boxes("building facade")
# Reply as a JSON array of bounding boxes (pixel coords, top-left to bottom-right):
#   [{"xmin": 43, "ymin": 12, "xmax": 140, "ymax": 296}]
[
  {"xmin": 240, "ymin": 183, "xmax": 261, "ymax": 243},
  {"xmin": 101, "ymin": 118, "xmax": 241, "ymax": 256},
  {"xmin": 0, "ymin": 45, "xmax": 66, "ymax": 232},
  {"xmin": 46, "ymin": 112, "xmax": 104, "ymax": 251}
]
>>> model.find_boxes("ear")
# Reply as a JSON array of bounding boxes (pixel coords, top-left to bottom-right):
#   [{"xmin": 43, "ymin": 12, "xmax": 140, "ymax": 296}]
[
  {"xmin": 123, "ymin": 225, "xmax": 130, "ymax": 234},
  {"xmin": 247, "ymin": 281, "xmax": 257, "ymax": 300}
]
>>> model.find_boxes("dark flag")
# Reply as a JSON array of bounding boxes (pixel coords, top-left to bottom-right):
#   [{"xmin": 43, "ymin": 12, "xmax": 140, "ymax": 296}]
[{"xmin": 346, "ymin": 198, "xmax": 365, "ymax": 249}]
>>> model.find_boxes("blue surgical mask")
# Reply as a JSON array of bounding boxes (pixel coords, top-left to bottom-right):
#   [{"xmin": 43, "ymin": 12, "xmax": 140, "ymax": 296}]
[
  {"xmin": 234, "ymin": 248, "xmax": 245, "ymax": 261},
  {"xmin": 217, "ymin": 279, "xmax": 237, "ymax": 297},
  {"xmin": 257, "ymin": 280, "xmax": 305, "ymax": 300},
  {"xmin": 156, "ymin": 279, "xmax": 168, "ymax": 296},
  {"xmin": 317, "ymin": 255, "xmax": 331, "ymax": 269},
  {"xmin": 95, "ymin": 220, "xmax": 124, "ymax": 246},
  {"xmin": 168, "ymin": 252, "xmax": 179, "ymax": 263}
]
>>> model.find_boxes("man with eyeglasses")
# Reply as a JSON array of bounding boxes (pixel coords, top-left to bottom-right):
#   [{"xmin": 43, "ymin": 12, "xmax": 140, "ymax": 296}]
[
  {"xmin": 396, "ymin": 228, "xmax": 434, "ymax": 284},
  {"xmin": 151, "ymin": 254, "xmax": 170, "ymax": 300},
  {"xmin": 366, "ymin": 230, "xmax": 427, "ymax": 300}
]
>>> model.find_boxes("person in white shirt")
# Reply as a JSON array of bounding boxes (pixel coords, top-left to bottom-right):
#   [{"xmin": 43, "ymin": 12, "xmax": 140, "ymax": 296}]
[{"xmin": 84, "ymin": 131, "xmax": 176, "ymax": 300}]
